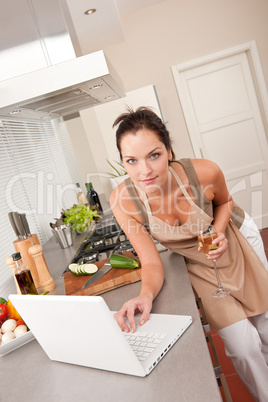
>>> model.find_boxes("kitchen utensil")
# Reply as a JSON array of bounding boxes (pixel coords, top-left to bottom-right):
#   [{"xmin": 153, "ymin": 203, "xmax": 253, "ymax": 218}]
[
  {"xmin": 52, "ymin": 225, "xmax": 73, "ymax": 249},
  {"xmin": 8, "ymin": 212, "xmax": 20, "ymax": 238},
  {"xmin": 28, "ymin": 244, "xmax": 55, "ymax": 292},
  {"xmin": 13, "ymin": 212, "xmax": 27, "ymax": 239},
  {"xmin": 63, "ymin": 225, "xmax": 73, "ymax": 246},
  {"xmin": 64, "ymin": 252, "xmax": 142, "ymax": 296},
  {"xmin": 20, "ymin": 213, "xmax": 31, "ymax": 237},
  {"xmin": 81, "ymin": 258, "xmax": 112, "ymax": 290}
]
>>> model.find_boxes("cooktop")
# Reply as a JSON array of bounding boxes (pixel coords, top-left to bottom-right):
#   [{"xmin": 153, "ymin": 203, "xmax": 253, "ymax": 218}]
[{"xmin": 63, "ymin": 217, "xmax": 137, "ymax": 274}]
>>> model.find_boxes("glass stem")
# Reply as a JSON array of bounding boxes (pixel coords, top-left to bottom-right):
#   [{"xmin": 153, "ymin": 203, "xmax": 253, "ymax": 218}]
[{"xmin": 212, "ymin": 261, "xmax": 224, "ymax": 290}]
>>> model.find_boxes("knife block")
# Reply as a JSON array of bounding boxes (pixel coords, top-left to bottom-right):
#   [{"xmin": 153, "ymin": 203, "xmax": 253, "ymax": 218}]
[
  {"xmin": 5, "ymin": 256, "xmax": 22, "ymax": 295},
  {"xmin": 13, "ymin": 234, "xmax": 41, "ymax": 289},
  {"xmin": 28, "ymin": 244, "xmax": 56, "ymax": 292}
]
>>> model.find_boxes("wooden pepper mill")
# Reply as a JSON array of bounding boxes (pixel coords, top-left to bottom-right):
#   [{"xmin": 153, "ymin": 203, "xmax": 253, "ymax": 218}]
[
  {"xmin": 5, "ymin": 256, "xmax": 22, "ymax": 295},
  {"xmin": 28, "ymin": 244, "xmax": 56, "ymax": 292}
]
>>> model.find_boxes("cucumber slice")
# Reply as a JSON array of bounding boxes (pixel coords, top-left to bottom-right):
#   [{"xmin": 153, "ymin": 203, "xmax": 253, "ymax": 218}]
[
  {"xmin": 73, "ymin": 266, "xmax": 81, "ymax": 275},
  {"xmin": 69, "ymin": 263, "xmax": 98, "ymax": 276},
  {"xmin": 82, "ymin": 264, "xmax": 98, "ymax": 275},
  {"xmin": 68, "ymin": 263, "xmax": 79, "ymax": 273},
  {"xmin": 69, "ymin": 264, "xmax": 82, "ymax": 275}
]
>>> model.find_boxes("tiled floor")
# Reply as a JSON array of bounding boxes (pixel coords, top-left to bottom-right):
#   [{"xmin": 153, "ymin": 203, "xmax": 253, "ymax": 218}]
[
  {"xmin": 211, "ymin": 330, "xmax": 254, "ymax": 401},
  {"xmin": 208, "ymin": 227, "xmax": 268, "ymax": 401}
]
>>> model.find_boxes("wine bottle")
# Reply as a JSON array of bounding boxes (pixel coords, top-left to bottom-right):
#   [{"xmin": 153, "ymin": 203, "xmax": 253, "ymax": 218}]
[
  {"xmin": 85, "ymin": 183, "xmax": 92, "ymax": 205},
  {"xmin": 85, "ymin": 182, "xmax": 103, "ymax": 212},
  {"xmin": 76, "ymin": 183, "xmax": 87, "ymax": 205},
  {"xmin": 12, "ymin": 252, "xmax": 38, "ymax": 295}
]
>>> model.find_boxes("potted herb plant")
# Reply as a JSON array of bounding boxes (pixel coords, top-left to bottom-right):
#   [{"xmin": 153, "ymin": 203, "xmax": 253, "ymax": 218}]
[
  {"xmin": 106, "ymin": 160, "xmax": 128, "ymax": 189},
  {"xmin": 51, "ymin": 204, "xmax": 101, "ymax": 234}
]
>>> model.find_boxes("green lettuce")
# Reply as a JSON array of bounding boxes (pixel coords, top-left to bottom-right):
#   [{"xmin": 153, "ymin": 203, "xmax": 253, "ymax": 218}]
[{"xmin": 63, "ymin": 204, "xmax": 100, "ymax": 233}]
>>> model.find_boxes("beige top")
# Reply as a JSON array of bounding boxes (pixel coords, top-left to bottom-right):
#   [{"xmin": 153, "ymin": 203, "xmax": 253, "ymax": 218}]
[
  {"xmin": 125, "ymin": 158, "xmax": 245, "ymax": 230},
  {"xmin": 126, "ymin": 160, "xmax": 268, "ymax": 330}
]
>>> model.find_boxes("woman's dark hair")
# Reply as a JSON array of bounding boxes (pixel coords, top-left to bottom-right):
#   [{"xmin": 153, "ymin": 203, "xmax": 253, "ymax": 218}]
[{"xmin": 113, "ymin": 106, "xmax": 176, "ymax": 161}]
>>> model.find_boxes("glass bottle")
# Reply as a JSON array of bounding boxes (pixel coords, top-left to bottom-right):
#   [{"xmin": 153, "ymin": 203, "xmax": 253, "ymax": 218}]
[
  {"xmin": 85, "ymin": 182, "xmax": 92, "ymax": 205},
  {"xmin": 12, "ymin": 252, "xmax": 38, "ymax": 295},
  {"xmin": 76, "ymin": 183, "xmax": 87, "ymax": 205},
  {"xmin": 85, "ymin": 182, "xmax": 103, "ymax": 212}
]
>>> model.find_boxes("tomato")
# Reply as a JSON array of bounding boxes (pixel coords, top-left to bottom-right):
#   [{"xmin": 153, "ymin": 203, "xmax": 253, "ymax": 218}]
[
  {"xmin": 16, "ymin": 320, "xmax": 26, "ymax": 327},
  {"xmin": 0, "ymin": 303, "xmax": 9, "ymax": 325},
  {"xmin": 7, "ymin": 300, "xmax": 22, "ymax": 321}
]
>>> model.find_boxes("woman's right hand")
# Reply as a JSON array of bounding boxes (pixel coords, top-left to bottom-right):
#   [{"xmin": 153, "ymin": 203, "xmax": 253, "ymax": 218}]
[{"xmin": 114, "ymin": 295, "xmax": 153, "ymax": 333}]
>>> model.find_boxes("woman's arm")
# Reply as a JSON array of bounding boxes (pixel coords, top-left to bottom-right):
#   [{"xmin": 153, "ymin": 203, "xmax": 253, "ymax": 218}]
[{"xmin": 110, "ymin": 184, "xmax": 164, "ymax": 332}]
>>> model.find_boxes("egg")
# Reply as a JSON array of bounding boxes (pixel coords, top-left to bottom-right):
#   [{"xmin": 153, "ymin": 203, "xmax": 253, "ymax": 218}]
[
  {"xmin": 14, "ymin": 325, "xmax": 27, "ymax": 338},
  {"xmin": 2, "ymin": 331, "xmax": 15, "ymax": 344},
  {"xmin": 1, "ymin": 319, "xmax": 17, "ymax": 333}
]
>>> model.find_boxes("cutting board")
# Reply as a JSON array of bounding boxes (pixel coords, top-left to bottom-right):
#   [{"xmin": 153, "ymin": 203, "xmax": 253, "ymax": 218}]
[{"xmin": 64, "ymin": 252, "xmax": 141, "ymax": 296}]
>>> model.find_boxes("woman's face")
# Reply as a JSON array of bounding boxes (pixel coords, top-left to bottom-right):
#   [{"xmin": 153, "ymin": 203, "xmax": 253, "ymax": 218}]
[{"xmin": 120, "ymin": 128, "xmax": 172, "ymax": 195}]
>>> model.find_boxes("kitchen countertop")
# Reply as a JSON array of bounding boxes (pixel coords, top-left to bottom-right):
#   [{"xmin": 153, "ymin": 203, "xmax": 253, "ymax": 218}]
[{"xmin": 0, "ymin": 232, "xmax": 222, "ymax": 402}]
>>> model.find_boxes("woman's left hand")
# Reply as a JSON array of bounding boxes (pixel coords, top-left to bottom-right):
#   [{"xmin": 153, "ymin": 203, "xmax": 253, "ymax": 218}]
[
  {"xmin": 207, "ymin": 232, "xmax": 228, "ymax": 261},
  {"xmin": 198, "ymin": 232, "xmax": 228, "ymax": 261}
]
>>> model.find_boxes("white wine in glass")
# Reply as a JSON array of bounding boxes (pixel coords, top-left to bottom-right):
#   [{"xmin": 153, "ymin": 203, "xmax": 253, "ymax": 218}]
[{"xmin": 198, "ymin": 226, "xmax": 231, "ymax": 298}]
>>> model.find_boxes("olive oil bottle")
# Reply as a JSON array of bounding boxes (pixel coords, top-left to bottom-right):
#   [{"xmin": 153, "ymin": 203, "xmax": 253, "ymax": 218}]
[{"xmin": 12, "ymin": 252, "xmax": 38, "ymax": 295}]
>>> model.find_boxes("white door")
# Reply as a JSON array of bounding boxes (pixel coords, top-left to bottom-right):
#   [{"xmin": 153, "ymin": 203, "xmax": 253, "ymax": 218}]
[{"xmin": 172, "ymin": 42, "xmax": 268, "ymax": 229}]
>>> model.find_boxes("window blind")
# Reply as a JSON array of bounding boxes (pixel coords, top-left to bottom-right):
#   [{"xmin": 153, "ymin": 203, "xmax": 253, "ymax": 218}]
[{"xmin": 0, "ymin": 116, "xmax": 83, "ymax": 299}]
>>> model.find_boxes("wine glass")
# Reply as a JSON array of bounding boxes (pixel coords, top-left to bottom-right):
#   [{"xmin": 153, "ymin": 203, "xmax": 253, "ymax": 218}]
[{"xmin": 198, "ymin": 226, "xmax": 231, "ymax": 298}]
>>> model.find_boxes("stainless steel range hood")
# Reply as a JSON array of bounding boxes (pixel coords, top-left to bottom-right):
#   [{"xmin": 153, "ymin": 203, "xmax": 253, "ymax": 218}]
[
  {"xmin": 0, "ymin": 50, "xmax": 125, "ymax": 120},
  {"xmin": 0, "ymin": 0, "xmax": 125, "ymax": 120}
]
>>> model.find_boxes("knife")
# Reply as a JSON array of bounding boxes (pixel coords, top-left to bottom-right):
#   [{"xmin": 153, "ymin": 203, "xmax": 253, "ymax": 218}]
[
  {"xmin": 8, "ymin": 212, "xmax": 20, "ymax": 238},
  {"xmin": 13, "ymin": 212, "xmax": 27, "ymax": 239},
  {"xmin": 81, "ymin": 258, "xmax": 112, "ymax": 290},
  {"xmin": 20, "ymin": 213, "xmax": 31, "ymax": 237}
]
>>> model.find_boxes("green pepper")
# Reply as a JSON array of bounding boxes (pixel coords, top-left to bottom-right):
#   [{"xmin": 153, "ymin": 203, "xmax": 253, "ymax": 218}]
[{"xmin": 0, "ymin": 297, "xmax": 7, "ymax": 305}]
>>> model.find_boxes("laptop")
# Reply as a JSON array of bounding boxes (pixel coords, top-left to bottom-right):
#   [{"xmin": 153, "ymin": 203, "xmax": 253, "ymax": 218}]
[{"xmin": 9, "ymin": 294, "xmax": 192, "ymax": 377}]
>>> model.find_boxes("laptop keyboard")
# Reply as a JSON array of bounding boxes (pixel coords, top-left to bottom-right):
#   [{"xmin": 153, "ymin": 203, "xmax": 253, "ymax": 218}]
[{"xmin": 124, "ymin": 331, "xmax": 167, "ymax": 361}]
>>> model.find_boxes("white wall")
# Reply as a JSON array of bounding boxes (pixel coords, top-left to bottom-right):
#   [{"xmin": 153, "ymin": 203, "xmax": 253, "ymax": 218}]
[
  {"xmin": 66, "ymin": 0, "xmax": 268, "ymax": 199},
  {"xmin": 67, "ymin": 85, "xmax": 163, "ymax": 200},
  {"xmin": 64, "ymin": 115, "xmax": 97, "ymax": 192},
  {"xmin": 103, "ymin": 0, "xmax": 268, "ymax": 160},
  {"xmin": 93, "ymin": 85, "xmax": 163, "ymax": 163}
]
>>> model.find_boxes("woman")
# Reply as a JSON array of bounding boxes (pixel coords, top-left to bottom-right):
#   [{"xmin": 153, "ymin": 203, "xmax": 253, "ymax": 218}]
[{"xmin": 110, "ymin": 107, "xmax": 268, "ymax": 401}]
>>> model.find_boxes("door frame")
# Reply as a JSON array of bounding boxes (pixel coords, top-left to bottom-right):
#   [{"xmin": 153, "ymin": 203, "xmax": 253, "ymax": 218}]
[{"xmin": 171, "ymin": 40, "xmax": 268, "ymax": 158}]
